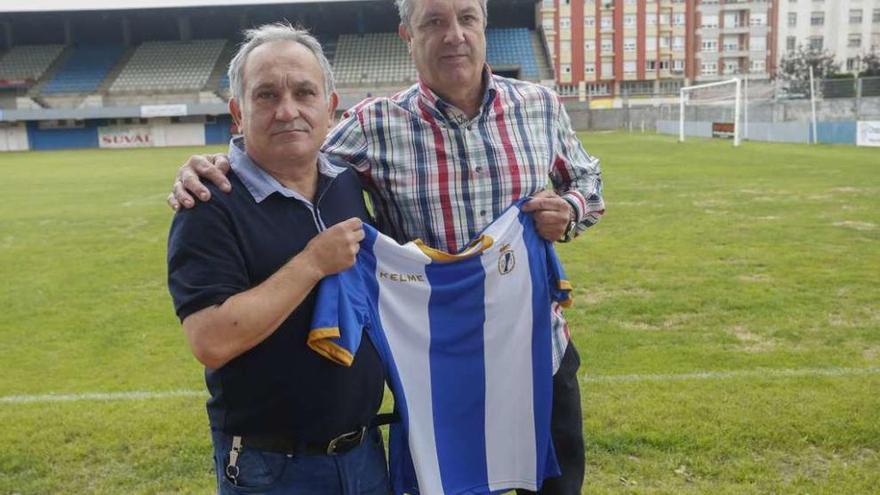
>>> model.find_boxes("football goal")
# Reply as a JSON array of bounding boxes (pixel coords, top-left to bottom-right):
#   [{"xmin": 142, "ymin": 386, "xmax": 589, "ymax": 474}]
[{"xmin": 679, "ymin": 78, "xmax": 742, "ymax": 146}]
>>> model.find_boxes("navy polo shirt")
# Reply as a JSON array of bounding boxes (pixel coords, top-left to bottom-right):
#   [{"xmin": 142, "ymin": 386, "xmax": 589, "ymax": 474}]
[{"xmin": 167, "ymin": 138, "xmax": 384, "ymax": 440}]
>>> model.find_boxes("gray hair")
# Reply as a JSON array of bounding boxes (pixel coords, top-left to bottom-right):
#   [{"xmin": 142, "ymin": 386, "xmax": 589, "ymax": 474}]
[
  {"xmin": 394, "ymin": 0, "xmax": 489, "ymax": 29},
  {"xmin": 228, "ymin": 22, "xmax": 335, "ymax": 105}
]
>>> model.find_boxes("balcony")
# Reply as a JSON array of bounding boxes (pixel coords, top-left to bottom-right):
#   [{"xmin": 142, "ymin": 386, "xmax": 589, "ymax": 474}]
[
  {"xmin": 721, "ymin": 24, "xmax": 750, "ymax": 34},
  {"xmin": 721, "ymin": 48, "xmax": 749, "ymax": 57}
]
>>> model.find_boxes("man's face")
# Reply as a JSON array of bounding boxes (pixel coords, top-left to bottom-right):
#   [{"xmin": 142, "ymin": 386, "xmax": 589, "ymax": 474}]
[
  {"xmin": 230, "ymin": 40, "xmax": 337, "ymax": 167},
  {"xmin": 400, "ymin": 0, "xmax": 487, "ymax": 98}
]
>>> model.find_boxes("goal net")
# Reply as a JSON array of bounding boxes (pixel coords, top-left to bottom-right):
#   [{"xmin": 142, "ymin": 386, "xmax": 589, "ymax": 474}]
[{"xmin": 679, "ymin": 78, "xmax": 742, "ymax": 146}]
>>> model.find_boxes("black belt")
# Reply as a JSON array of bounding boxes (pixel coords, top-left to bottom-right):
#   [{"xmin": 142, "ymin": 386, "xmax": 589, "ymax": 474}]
[{"xmin": 237, "ymin": 412, "xmax": 399, "ymax": 457}]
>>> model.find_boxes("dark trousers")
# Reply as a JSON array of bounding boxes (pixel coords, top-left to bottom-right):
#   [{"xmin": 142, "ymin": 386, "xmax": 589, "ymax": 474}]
[{"xmin": 518, "ymin": 342, "xmax": 585, "ymax": 495}]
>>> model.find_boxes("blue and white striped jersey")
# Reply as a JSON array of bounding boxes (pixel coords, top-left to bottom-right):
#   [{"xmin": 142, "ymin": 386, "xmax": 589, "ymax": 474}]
[{"xmin": 309, "ymin": 201, "xmax": 571, "ymax": 495}]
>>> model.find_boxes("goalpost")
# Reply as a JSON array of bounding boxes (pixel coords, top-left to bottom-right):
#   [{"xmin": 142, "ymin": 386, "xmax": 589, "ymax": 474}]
[{"xmin": 679, "ymin": 78, "xmax": 742, "ymax": 147}]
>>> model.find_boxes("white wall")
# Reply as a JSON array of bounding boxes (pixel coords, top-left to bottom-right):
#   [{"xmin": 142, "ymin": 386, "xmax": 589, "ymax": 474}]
[
  {"xmin": 0, "ymin": 124, "xmax": 30, "ymax": 152},
  {"xmin": 151, "ymin": 123, "xmax": 205, "ymax": 147}
]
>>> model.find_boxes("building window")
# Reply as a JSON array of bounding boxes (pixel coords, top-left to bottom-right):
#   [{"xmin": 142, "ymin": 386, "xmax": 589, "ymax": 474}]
[
  {"xmin": 624, "ymin": 14, "xmax": 636, "ymax": 27},
  {"xmin": 585, "ymin": 16, "xmax": 596, "ymax": 27},
  {"xmin": 750, "ymin": 13, "xmax": 767, "ymax": 26},
  {"xmin": 587, "ymin": 83, "xmax": 610, "ymax": 96},
  {"xmin": 809, "ymin": 36, "xmax": 823, "ymax": 51},
  {"xmin": 673, "ymin": 14, "xmax": 685, "ymax": 26},
  {"xmin": 786, "ymin": 36, "xmax": 797, "ymax": 51},
  {"xmin": 560, "ymin": 18, "xmax": 571, "ymax": 29},
  {"xmin": 702, "ymin": 62, "xmax": 718, "ymax": 75},
  {"xmin": 723, "ymin": 36, "xmax": 739, "ymax": 52},
  {"xmin": 751, "ymin": 36, "xmax": 767, "ymax": 51},
  {"xmin": 702, "ymin": 39, "xmax": 718, "ymax": 52},
  {"xmin": 810, "ymin": 12, "xmax": 824, "ymax": 26},
  {"xmin": 646, "ymin": 60, "xmax": 656, "ymax": 71},
  {"xmin": 673, "ymin": 36, "xmax": 685, "ymax": 50},
  {"xmin": 561, "ymin": 64, "xmax": 571, "ymax": 74},
  {"xmin": 601, "ymin": 38, "xmax": 613, "ymax": 51},
  {"xmin": 601, "ymin": 62, "xmax": 614, "ymax": 77},
  {"xmin": 848, "ymin": 33, "xmax": 862, "ymax": 48},
  {"xmin": 623, "ymin": 61, "xmax": 636, "ymax": 73},
  {"xmin": 585, "ymin": 63, "xmax": 596, "ymax": 74},
  {"xmin": 846, "ymin": 57, "xmax": 860, "ymax": 71},
  {"xmin": 788, "ymin": 12, "xmax": 797, "ymax": 27},
  {"xmin": 701, "ymin": 14, "xmax": 719, "ymax": 28},
  {"xmin": 601, "ymin": 17, "xmax": 612, "ymax": 29},
  {"xmin": 750, "ymin": 59, "xmax": 766, "ymax": 72},
  {"xmin": 585, "ymin": 39, "xmax": 596, "ymax": 51},
  {"xmin": 672, "ymin": 59, "xmax": 684, "ymax": 72},
  {"xmin": 850, "ymin": 9, "xmax": 863, "ymax": 24},
  {"xmin": 874, "ymin": 9, "xmax": 880, "ymax": 23},
  {"xmin": 724, "ymin": 61, "xmax": 739, "ymax": 75},
  {"xmin": 624, "ymin": 37, "xmax": 636, "ymax": 51}
]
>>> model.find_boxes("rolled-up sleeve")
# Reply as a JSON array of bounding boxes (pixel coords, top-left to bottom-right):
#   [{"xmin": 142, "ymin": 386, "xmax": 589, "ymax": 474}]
[{"xmin": 548, "ymin": 100, "xmax": 605, "ymax": 237}]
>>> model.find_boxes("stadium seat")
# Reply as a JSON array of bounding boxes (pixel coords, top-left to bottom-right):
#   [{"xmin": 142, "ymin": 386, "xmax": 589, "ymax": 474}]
[
  {"xmin": 109, "ymin": 40, "xmax": 226, "ymax": 93},
  {"xmin": 42, "ymin": 45, "xmax": 125, "ymax": 95},
  {"xmin": 0, "ymin": 44, "xmax": 65, "ymax": 82},
  {"xmin": 333, "ymin": 33, "xmax": 416, "ymax": 86},
  {"xmin": 485, "ymin": 28, "xmax": 539, "ymax": 79}
]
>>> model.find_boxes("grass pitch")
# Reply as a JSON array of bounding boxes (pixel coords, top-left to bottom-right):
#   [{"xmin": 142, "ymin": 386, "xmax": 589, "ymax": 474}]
[{"xmin": 0, "ymin": 133, "xmax": 877, "ymax": 494}]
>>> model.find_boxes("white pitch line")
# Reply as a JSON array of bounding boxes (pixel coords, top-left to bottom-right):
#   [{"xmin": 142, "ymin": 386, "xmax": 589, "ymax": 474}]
[
  {"xmin": 0, "ymin": 389, "xmax": 205, "ymax": 404},
  {"xmin": 2, "ymin": 367, "xmax": 879, "ymax": 405},
  {"xmin": 581, "ymin": 367, "xmax": 880, "ymax": 384}
]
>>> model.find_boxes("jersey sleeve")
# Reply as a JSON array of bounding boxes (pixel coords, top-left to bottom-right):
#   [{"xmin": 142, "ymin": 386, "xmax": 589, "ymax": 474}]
[{"xmin": 308, "ymin": 267, "xmax": 369, "ymax": 367}]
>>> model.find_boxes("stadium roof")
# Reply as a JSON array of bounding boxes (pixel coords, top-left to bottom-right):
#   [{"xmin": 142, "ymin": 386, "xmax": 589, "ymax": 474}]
[{"xmin": 0, "ymin": 0, "xmax": 372, "ymax": 14}]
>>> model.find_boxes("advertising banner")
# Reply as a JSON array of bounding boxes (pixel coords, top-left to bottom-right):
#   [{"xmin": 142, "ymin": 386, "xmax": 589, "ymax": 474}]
[
  {"xmin": 856, "ymin": 121, "xmax": 880, "ymax": 147},
  {"xmin": 98, "ymin": 127, "xmax": 153, "ymax": 148}
]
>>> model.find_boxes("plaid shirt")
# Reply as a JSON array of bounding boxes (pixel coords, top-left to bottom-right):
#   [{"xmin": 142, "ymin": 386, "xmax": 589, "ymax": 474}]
[{"xmin": 324, "ymin": 70, "xmax": 605, "ymax": 371}]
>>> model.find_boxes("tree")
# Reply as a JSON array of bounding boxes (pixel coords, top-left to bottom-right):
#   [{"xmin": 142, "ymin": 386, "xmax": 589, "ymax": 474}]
[
  {"xmin": 859, "ymin": 50, "xmax": 880, "ymax": 77},
  {"xmin": 778, "ymin": 46, "xmax": 840, "ymax": 97}
]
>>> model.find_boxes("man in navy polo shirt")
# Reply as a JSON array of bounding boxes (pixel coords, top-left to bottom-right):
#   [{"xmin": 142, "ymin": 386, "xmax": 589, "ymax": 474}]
[{"xmin": 167, "ymin": 23, "xmax": 389, "ymax": 495}]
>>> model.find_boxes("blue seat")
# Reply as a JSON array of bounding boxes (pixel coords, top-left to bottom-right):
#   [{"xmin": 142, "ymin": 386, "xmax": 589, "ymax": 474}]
[{"xmin": 42, "ymin": 45, "xmax": 125, "ymax": 95}]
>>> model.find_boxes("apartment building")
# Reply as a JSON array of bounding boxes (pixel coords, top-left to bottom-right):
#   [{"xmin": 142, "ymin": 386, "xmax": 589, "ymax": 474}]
[
  {"xmin": 540, "ymin": 0, "xmax": 777, "ymax": 98},
  {"xmin": 777, "ymin": 0, "xmax": 880, "ymax": 73}
]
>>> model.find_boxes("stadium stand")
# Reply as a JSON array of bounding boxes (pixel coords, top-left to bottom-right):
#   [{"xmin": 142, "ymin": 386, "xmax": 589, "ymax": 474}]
[
  {"xmin": 42, "ymin": 45, "xmax": 126, "ymax": 94},
  {"xmin": 0, "ymin": 44, "xmax": 65, "ymax": 84},
  {"xmin": 331, "ymin": 29, "xmax": 542, "ymax": 87},
  {"xmin": 109, "ymin": 40, "xmax": 226, "ymax": 93},
  {"xmin": 333, "ymin": 33, "xmax": 416, "ymax": 86},
  {"xmin": 486, "ymin": 28, "xmax": 539, "ymax": 79}
]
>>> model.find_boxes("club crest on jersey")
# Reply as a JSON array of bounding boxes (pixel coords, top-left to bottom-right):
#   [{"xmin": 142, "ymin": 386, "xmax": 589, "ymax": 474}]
[{"xmin": 498, "ymin": 244, "xmax": 516, "ymax": 275}]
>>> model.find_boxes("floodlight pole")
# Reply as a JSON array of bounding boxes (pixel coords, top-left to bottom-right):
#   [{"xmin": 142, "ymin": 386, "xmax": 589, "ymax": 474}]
[
  {"xmin": 679, "ymin": 88, "xmax": 685, "ymax": 143},
  {"xmin": 734, "ymin": 78, "xmax": 741, "ymax": 147},
  {"xmin": 809, "ymin": 66, "xmax": 818, "ymax": 144},
  {"xmin": 743, "ymin": 76, "xmax": 749, "ymax": 141}
]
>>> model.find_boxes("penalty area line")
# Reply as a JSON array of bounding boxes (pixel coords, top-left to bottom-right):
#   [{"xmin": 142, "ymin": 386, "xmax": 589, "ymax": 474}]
[
  {"xmin": 2, "ymin": 367, "xmax": 879, "ymax": 404},
  {"xmin": 581, "ymin": 366, "xmax": 880, "ymax": 384}
]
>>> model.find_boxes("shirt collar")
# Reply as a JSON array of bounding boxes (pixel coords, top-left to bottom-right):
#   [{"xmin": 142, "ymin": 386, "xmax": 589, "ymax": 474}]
[
  {"xmin": 416, "ymin": 65, "xmax": 498, "ymax": 124},
  {"xmin": 228, "ymin": 136, "xmax": 346, "ymax": 204}
]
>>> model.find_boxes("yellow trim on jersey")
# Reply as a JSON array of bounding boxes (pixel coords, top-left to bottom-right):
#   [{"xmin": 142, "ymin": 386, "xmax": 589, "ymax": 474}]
[
  {"xmin": 559, "ymin": 279, "xmax": 574, "ymax": 308},
  {"xmin": 307, "ymin": 328, "xmax": 354, "ymax": 367},
  {"xmin": 414, "ymin": 235, "xmax": 495, "ymax": 262}
]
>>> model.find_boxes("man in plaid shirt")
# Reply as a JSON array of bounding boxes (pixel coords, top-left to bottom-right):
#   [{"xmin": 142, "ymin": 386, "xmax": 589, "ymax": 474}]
[{"xmin": 169, "ymin": 0, "xmax": 604, "ymax": 492}]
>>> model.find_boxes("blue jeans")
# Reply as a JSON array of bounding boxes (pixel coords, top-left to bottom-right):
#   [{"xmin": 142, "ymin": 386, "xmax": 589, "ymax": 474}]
[{"xmin": 211, "ymin": 428, "xmax": 391, "ymax": 495}]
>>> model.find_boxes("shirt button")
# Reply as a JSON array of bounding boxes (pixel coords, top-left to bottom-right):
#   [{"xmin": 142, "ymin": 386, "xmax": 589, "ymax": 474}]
[
  {"xmin": 480, "ymin": 210, "xmax": 487, "ymax": 216},
  {"xmin": 475, "ymin": 166, "xmax": 483, "ymax": 173}
]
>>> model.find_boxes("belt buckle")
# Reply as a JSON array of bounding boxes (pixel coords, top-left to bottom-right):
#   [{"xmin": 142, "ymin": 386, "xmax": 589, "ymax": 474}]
[{"xmin": 326, "ymin": 426, "xmax": 366, "ymax": 455}]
